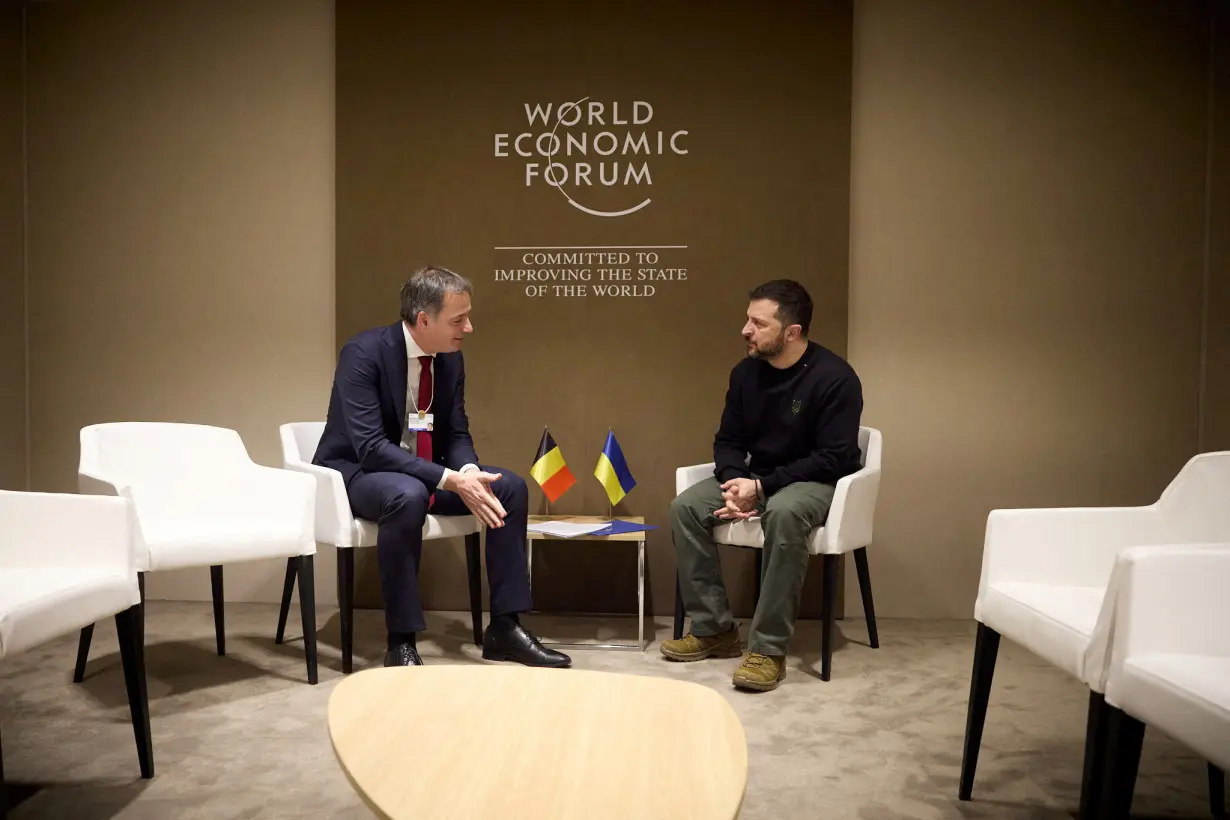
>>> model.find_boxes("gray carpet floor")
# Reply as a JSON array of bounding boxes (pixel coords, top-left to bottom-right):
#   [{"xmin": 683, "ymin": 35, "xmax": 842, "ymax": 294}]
[{"xmin": 0, "ymin": 603, "xmax": 1217, "ymax": 819}]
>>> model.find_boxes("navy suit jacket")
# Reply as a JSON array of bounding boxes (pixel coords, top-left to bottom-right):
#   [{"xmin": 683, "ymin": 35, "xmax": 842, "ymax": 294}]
[{"xmin": 313, "ymin": 321, "xmax": 480, "ymax": 490}]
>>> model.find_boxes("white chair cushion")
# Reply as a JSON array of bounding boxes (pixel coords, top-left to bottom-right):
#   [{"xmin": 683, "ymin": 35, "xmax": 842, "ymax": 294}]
[
  {"xmin": 1109, "ymin": 654, "xmax": 1230, "ymax": 770},
  {"xmin": 352, "ymin": 514, "xmax": 480, "ymax": 548},
  {"xmin": 142, "ymin": 517, "xmax": 314, "ymax": 572},
  {"xmin": 714, "ymin": 519, "xmax": 825, "ymax": 555},
  {"xmin": 0, "ymin": 568, "xmax": 138, "ymax": 658},
  {"xmin": 353, "ymin": 519, "xmax": 378, "ymax": 548},
  {"xmin": 981, "ymin": 582, "xmax": 1104, "ymax": 678}
]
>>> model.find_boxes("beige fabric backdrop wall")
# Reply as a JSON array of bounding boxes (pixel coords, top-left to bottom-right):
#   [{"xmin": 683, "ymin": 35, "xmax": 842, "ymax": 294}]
[
  {"xmin": 846, "ymin": 0, "xmax": 1221, "ymax": 618},
  {"xmin": 1205, "ymin": 0, "xmax": 1230, "ymax": 452},
  {"xmin": 20, "ymin": 0, "xmax": 337, "ymax": 604},
  {"xmin": 4, "ymin": 1, "xmax": 1225, "ymax": 622},
  {"xmin": 336, "ymin": 0, "xmax": 855, "ymax": 618},
  {"xmin": 0, "ymin": 1, "xmax": 25, "ymax": 491}
]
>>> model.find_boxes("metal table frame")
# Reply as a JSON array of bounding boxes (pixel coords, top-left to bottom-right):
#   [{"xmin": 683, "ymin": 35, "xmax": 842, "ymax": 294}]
[{"xmin": 525, "ymin": 520, "xmax": 647, "ymax": 652}]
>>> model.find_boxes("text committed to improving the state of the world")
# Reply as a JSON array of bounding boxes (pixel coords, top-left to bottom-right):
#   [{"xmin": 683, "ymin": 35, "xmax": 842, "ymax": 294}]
[{"xmin": 493, "ymin": 247, "xmax": 688, "ymax": 298}]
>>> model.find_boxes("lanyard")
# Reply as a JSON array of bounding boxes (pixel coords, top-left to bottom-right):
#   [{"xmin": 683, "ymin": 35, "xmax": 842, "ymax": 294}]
[{"xmin": 410, "ymin": 358, "xmax": 434, "ymax": 418}]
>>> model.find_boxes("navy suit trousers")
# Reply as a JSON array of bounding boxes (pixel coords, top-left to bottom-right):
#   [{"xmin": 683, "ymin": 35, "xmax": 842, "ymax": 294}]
[{"xmin": 347, "ymin": 465, "xmax": 532, "ymax": 633}]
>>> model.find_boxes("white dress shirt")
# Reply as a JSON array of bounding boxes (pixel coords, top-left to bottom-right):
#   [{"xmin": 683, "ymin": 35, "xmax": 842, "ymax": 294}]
[{"xmin": 401, "ymin": 322, "xmax": 477, "ymax": 489}]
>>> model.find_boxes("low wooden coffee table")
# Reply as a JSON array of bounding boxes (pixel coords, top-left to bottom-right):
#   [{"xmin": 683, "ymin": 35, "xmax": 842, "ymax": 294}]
[
  {"xmin": 526, "ymin": 515, "xmax": 648, "ymax": 651},
  {"xmin": 328, "ymin": 665, "xmax": 748, "ymax": 820}
]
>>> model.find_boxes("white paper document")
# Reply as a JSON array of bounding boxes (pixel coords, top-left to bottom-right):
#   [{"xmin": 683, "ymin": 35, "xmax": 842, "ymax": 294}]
[{"xmin": 526, "ymin": 521, "xmax": 611, "ymax": 538}]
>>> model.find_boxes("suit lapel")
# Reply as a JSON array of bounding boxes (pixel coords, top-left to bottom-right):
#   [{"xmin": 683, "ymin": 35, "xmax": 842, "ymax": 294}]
[{"xmin": 382, "ymin": 322, "xmax": 408, "ymax": 429}]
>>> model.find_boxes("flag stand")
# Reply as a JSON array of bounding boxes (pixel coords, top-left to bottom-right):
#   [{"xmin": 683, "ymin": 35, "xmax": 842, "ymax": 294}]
[{"xmin": 606, "ymin": 426, "xmax": 614, "ymax": 522}]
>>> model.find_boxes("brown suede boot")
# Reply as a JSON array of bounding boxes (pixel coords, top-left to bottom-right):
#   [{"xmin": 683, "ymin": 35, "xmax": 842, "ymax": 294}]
[
  {"xmin": 731, "ymin": 652, "xmax": 786, "ymax": 691},
  {"xmin": 659, "ymin": 625, "xmax": 742, "ymax": 661}
]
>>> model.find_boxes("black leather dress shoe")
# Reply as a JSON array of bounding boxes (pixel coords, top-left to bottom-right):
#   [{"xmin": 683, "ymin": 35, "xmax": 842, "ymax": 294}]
[
  {"xmin": 383, "ymin": 642, "xmax": 424, "ymax": 667},
  {"xmin": 482, "ymin": 618, "xmax": 571, "ymax": 668}
]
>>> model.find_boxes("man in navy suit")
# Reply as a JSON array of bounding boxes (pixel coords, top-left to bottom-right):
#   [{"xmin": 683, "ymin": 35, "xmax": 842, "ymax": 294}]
[{"xmin": 314, "ymin": 265, "xmax": 570, "ymax": 668}]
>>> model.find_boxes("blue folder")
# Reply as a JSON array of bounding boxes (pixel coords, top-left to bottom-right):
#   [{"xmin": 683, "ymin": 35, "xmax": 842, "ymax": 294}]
[{"xmin": 588, "ymin": 519, "xmax": 658, "ymax": 536}]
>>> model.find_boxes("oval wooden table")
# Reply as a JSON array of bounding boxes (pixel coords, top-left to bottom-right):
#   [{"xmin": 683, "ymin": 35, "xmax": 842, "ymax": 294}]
[{"xmin": 327, "ymin": 665, "xmax": 748, "ymax": 820}]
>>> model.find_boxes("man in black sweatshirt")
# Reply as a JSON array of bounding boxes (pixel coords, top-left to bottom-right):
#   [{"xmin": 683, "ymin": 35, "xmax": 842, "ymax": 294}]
[{"xmin": 663, "ymin": 279, "xmax": 864, "ymax": 691}]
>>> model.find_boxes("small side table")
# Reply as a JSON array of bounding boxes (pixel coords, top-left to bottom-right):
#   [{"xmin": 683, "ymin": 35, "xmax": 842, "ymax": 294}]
[{"xmin": 526, "ymin": 514, "xmax": 648, "ymax": 652}]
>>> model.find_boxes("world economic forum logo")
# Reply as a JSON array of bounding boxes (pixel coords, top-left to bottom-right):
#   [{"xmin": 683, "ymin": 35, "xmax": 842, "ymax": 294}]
[{"xmin": 493, "ymin": 96, "xmax": 688, "ymax": 218}]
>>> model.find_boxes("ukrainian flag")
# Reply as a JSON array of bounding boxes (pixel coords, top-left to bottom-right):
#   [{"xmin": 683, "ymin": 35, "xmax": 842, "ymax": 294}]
[
  {"xmin": 594, "ymin": 429, "xmax": 636, "ymax": 506},
  {"xmin": 529, "ymin": 428, "xmax": 575, "ymax": 503}
]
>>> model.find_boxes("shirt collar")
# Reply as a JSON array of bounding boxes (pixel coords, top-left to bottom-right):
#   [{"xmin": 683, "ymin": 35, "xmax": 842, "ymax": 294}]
[{"xmin": 402, "ymin": 321, "xmax": 433, "ymax": 360}]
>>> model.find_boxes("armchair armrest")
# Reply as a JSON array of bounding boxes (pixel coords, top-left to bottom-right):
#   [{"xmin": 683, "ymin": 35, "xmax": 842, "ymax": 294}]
[
  {"xmin": 817, "ymin": 465, "xmax": 880, "ymax": 554},
  {"xmin": 676, "ymin": 463, "xmax": 716, "ymax": 496},
  {"xmin": 78, "ymin": 468, "xmax": 157, "ymax": 569},
  {"xmin": 0, "ymin": 490, "xmax": 138, "ymax": 576},
  {"xmin": 219, "ymin": 466, "xmax": 316, "ymax": 541},
  {"xmin": 281, "ymin": 456, "xmax": 357, "ymax": 548},
  {"xmin": 977, "ymin": 504, "xmax": 1165, "ymax": 595},
  {"xmin": 124, "ymin": 464, "xmax": 316, "ymax": 544},
  {"xmin": 1110, "ymin": 544, "xmax": 1230, "ymax": 661}
]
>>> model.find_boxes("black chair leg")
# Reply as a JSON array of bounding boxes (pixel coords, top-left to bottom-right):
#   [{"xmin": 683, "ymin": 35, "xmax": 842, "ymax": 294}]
[
  {"xmin": 1098, "ymin": 704, "xmax": 1145, "ymax": 819},
  {"xmin": 1078, "ymin": 692, "xmax": 1110, "ymax": 820},
  {"xmin": 115, "ymin": 603, "xmax": 154, "ymax": 779},
  {"xmin": 753, "ymin": 549, "xmax": 764, "ymax": 608},
  {"xmin": 820, "ymin": 554, "xmax": 837, "ymax": 681},
  {"xmin": 274, "ymin": 557, "xmax": 297, "ymax": 645},
  {"xmin": 852, "ymin": 547, "xmax": 879, "ymax": 649},
  {"xmin": 297, "ymin": 555, "xmax": 318, "ymax": 685},
  {"xmin": 337, "ymin": 548, "xmax": 355, "ymax": 674},
  {"xmin": 673, "ymin": 573, "xmax": 685, "ymax": 640},
  {"xmin": 1, "ymin": 714, "xmax": 6, "ymax": 820},
  {"xmin": 72, "ymin": 572, "xmax": 144, "ymax": 683},
  {"xmin": 1211, "ymin": 763, "xmax": 1226, "ymax": 819},
  {"xmin": 73, "ymin": 624, "xmax": 95, "ymax": 682},
  {"xmin": 209, "ymin": 565, "xmax": 225, "ymax": 656},
  {"xmin": 465, "ymin": 533, "xmax": 483, "ymax": 646},
  {"xmin": 137, "ymin": 572, "xmax": 146, "ymax": 648},
  {"xmin": 958, "ymin": 622, "xmax": 1001, "ymax": 800}
]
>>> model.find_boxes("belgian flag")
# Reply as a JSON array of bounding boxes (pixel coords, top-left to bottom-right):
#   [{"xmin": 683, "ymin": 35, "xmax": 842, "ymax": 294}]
[{"xmin": 529, "ymin": 428, "xmax": 576, "ymax": 503}]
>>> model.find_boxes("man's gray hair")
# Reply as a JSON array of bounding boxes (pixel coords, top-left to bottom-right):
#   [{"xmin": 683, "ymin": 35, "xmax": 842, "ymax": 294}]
[{"xmin": 399, "ymin": 265, "xmax": 473, "ymax": 324}]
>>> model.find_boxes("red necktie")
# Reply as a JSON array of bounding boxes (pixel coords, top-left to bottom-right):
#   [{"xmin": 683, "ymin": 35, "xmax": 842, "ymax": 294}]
[
  {"xmin": 416, "ymin": 355, "xmax": 433, "ymax": 463},
  {"xmin": 417, "ymin": 355, "xmax": 435, "ymax": 509}
]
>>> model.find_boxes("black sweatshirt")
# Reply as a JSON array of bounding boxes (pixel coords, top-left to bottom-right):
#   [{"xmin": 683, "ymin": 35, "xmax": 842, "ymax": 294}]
[{"xmin": 713, "ymin": 341, "xmax": 864, "ymax": 497}]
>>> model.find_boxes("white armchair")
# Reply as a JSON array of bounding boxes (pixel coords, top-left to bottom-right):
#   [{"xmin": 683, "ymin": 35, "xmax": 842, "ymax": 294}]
[
  {"xmin": 672, "ymin": 426, "xmax": 882, "ymax": 682},
  {"xmin": 276, "ymin": 422, "xmax": 483, "ymax": 674},
  {"xmin": 0, "ymin": 490, "xmax": 153, "ymax": 807},
  {"xmin": 1099, "ymin": 544, "xmax": 1230, "ymax": 818},
  {"xmin": 73, "ymin": 422, "xmax": 320, "ymax": 685},
  {"xmin": 958, "ymin": 450, "xmax": 1230, "ymax": 816}
]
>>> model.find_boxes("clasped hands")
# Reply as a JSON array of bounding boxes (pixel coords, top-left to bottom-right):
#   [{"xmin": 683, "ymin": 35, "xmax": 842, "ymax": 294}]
[
  {"xmin": 444, "ymin": 468, "xmax": 507, "ymax": 528},
  {"xmin": 715, "ymin": 477, "xmax": 760, "ymax": 521}
]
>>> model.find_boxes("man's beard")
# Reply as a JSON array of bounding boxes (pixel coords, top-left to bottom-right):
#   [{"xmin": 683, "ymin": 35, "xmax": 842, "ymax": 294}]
[{"xmin": 748, "ymin": 331, "xmax": 786, "ymax": 360}]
